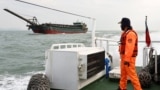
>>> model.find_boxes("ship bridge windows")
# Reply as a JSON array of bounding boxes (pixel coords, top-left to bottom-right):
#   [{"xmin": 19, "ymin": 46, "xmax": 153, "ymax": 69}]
[{"xmin": 73, "ymin": 22, "xmax": 83, "ymax": 26}]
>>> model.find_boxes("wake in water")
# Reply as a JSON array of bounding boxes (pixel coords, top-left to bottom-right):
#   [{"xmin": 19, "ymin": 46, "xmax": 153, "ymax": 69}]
[{"xmin": 0, "ymin": 71, "xmax": 44, "ymax": 90}]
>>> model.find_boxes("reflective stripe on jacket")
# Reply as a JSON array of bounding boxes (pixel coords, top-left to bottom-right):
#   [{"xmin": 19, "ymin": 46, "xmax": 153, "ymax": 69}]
[{"xmin": 119, "ymin": 30, "xmax": 138, "ymax": 61}]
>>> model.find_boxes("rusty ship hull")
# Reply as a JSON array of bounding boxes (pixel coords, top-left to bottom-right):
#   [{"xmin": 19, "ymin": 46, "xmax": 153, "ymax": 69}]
[{"xmin": 28, "ymin": 23, "xmax": 88, "ymax": 34}]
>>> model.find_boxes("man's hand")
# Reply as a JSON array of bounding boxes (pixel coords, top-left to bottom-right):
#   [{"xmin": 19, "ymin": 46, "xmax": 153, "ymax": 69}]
[{"xmin": 124, "ymin": 61, "xmax": 130, "ymax": 67}]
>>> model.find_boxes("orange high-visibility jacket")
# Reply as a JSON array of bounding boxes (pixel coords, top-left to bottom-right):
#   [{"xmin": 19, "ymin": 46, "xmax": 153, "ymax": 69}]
[{"xmin": 119, "ymin": 30, "xmax": 138, "ymax": 62}]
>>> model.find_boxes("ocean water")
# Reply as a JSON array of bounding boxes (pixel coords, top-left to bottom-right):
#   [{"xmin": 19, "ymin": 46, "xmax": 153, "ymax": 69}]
[{"xmin": 0, "ymin": 30, "xmax": 159, "ymax": 90}]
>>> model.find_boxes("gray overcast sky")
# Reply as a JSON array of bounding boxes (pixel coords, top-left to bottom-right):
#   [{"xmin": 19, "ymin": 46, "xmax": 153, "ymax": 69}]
[{"xmin": 0, "ymin": 0, "xmax": 160, "ymax": 31}]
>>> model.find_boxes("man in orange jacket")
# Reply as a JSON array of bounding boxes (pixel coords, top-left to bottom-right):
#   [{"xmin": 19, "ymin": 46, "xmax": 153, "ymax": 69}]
[{"xmin": 117, "ymin": 17, "xmax": 142, "ymax": 90}]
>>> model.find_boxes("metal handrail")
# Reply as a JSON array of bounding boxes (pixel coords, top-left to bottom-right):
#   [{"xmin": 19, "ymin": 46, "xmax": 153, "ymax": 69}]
[
  {"xmin": 95, "ymin": 37, "xmax": 119, "ymax": 53},
  {"xmin": 95, "ymin": 37, "xmax": 160, "ymax": 74}
]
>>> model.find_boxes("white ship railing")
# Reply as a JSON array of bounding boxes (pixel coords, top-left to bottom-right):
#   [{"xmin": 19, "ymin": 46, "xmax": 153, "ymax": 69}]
[
  {"xmin": 95, "ymin": 37, "xmax": 119, "ymax": 53},
  {"xmin": 95, "ymin": 37, "xmax": 160, "ymax": 56}
]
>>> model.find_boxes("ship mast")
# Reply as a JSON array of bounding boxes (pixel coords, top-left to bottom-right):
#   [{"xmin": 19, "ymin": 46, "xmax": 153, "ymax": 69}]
[{"xmin": 15, "ymin": 0, "xmax": 96, "ymax": 47}]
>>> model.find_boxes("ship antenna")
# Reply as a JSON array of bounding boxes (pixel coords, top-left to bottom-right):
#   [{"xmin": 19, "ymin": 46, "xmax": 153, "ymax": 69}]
[{"xmin": 15, "ymin": 0, "xmax": 96, "ymax": 47}]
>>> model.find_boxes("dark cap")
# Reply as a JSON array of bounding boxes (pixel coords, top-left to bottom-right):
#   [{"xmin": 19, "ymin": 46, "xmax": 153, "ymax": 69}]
[{"xmin": 118, "ymin": 17, "xmax": 131, "ymax": 27}]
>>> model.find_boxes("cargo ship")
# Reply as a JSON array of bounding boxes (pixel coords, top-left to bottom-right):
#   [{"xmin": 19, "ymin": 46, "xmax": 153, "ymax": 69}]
[{"xmin": 4, "ymin": 8, "xmax": 88, "ymax": 34}]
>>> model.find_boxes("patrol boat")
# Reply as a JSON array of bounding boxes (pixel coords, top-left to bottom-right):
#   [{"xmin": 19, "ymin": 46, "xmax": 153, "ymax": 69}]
[{"xmin": 26, "ymin": 24, "xmax": 160, "ymax": 90}]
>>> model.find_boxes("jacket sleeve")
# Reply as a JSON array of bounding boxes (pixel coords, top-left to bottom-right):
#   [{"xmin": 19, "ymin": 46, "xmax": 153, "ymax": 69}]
[{"xmin": 123, "ymin": 31, "xmax": 137, "ymax": 62}]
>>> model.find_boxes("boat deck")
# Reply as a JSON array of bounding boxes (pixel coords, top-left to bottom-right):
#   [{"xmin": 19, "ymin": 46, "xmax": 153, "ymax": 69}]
[
  {"xmin": 81, "ymin": 76, "xmax": 160, "ymax": 90},
  {"xmin": 51, "ymin": 67, "xmax": 160, "ymax": 90}
]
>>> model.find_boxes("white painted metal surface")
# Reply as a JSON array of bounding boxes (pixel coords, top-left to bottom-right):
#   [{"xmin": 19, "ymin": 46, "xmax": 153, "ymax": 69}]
[{"xmin": 45, "ymin": 43, "xmax": 105, "ymax": 90}]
